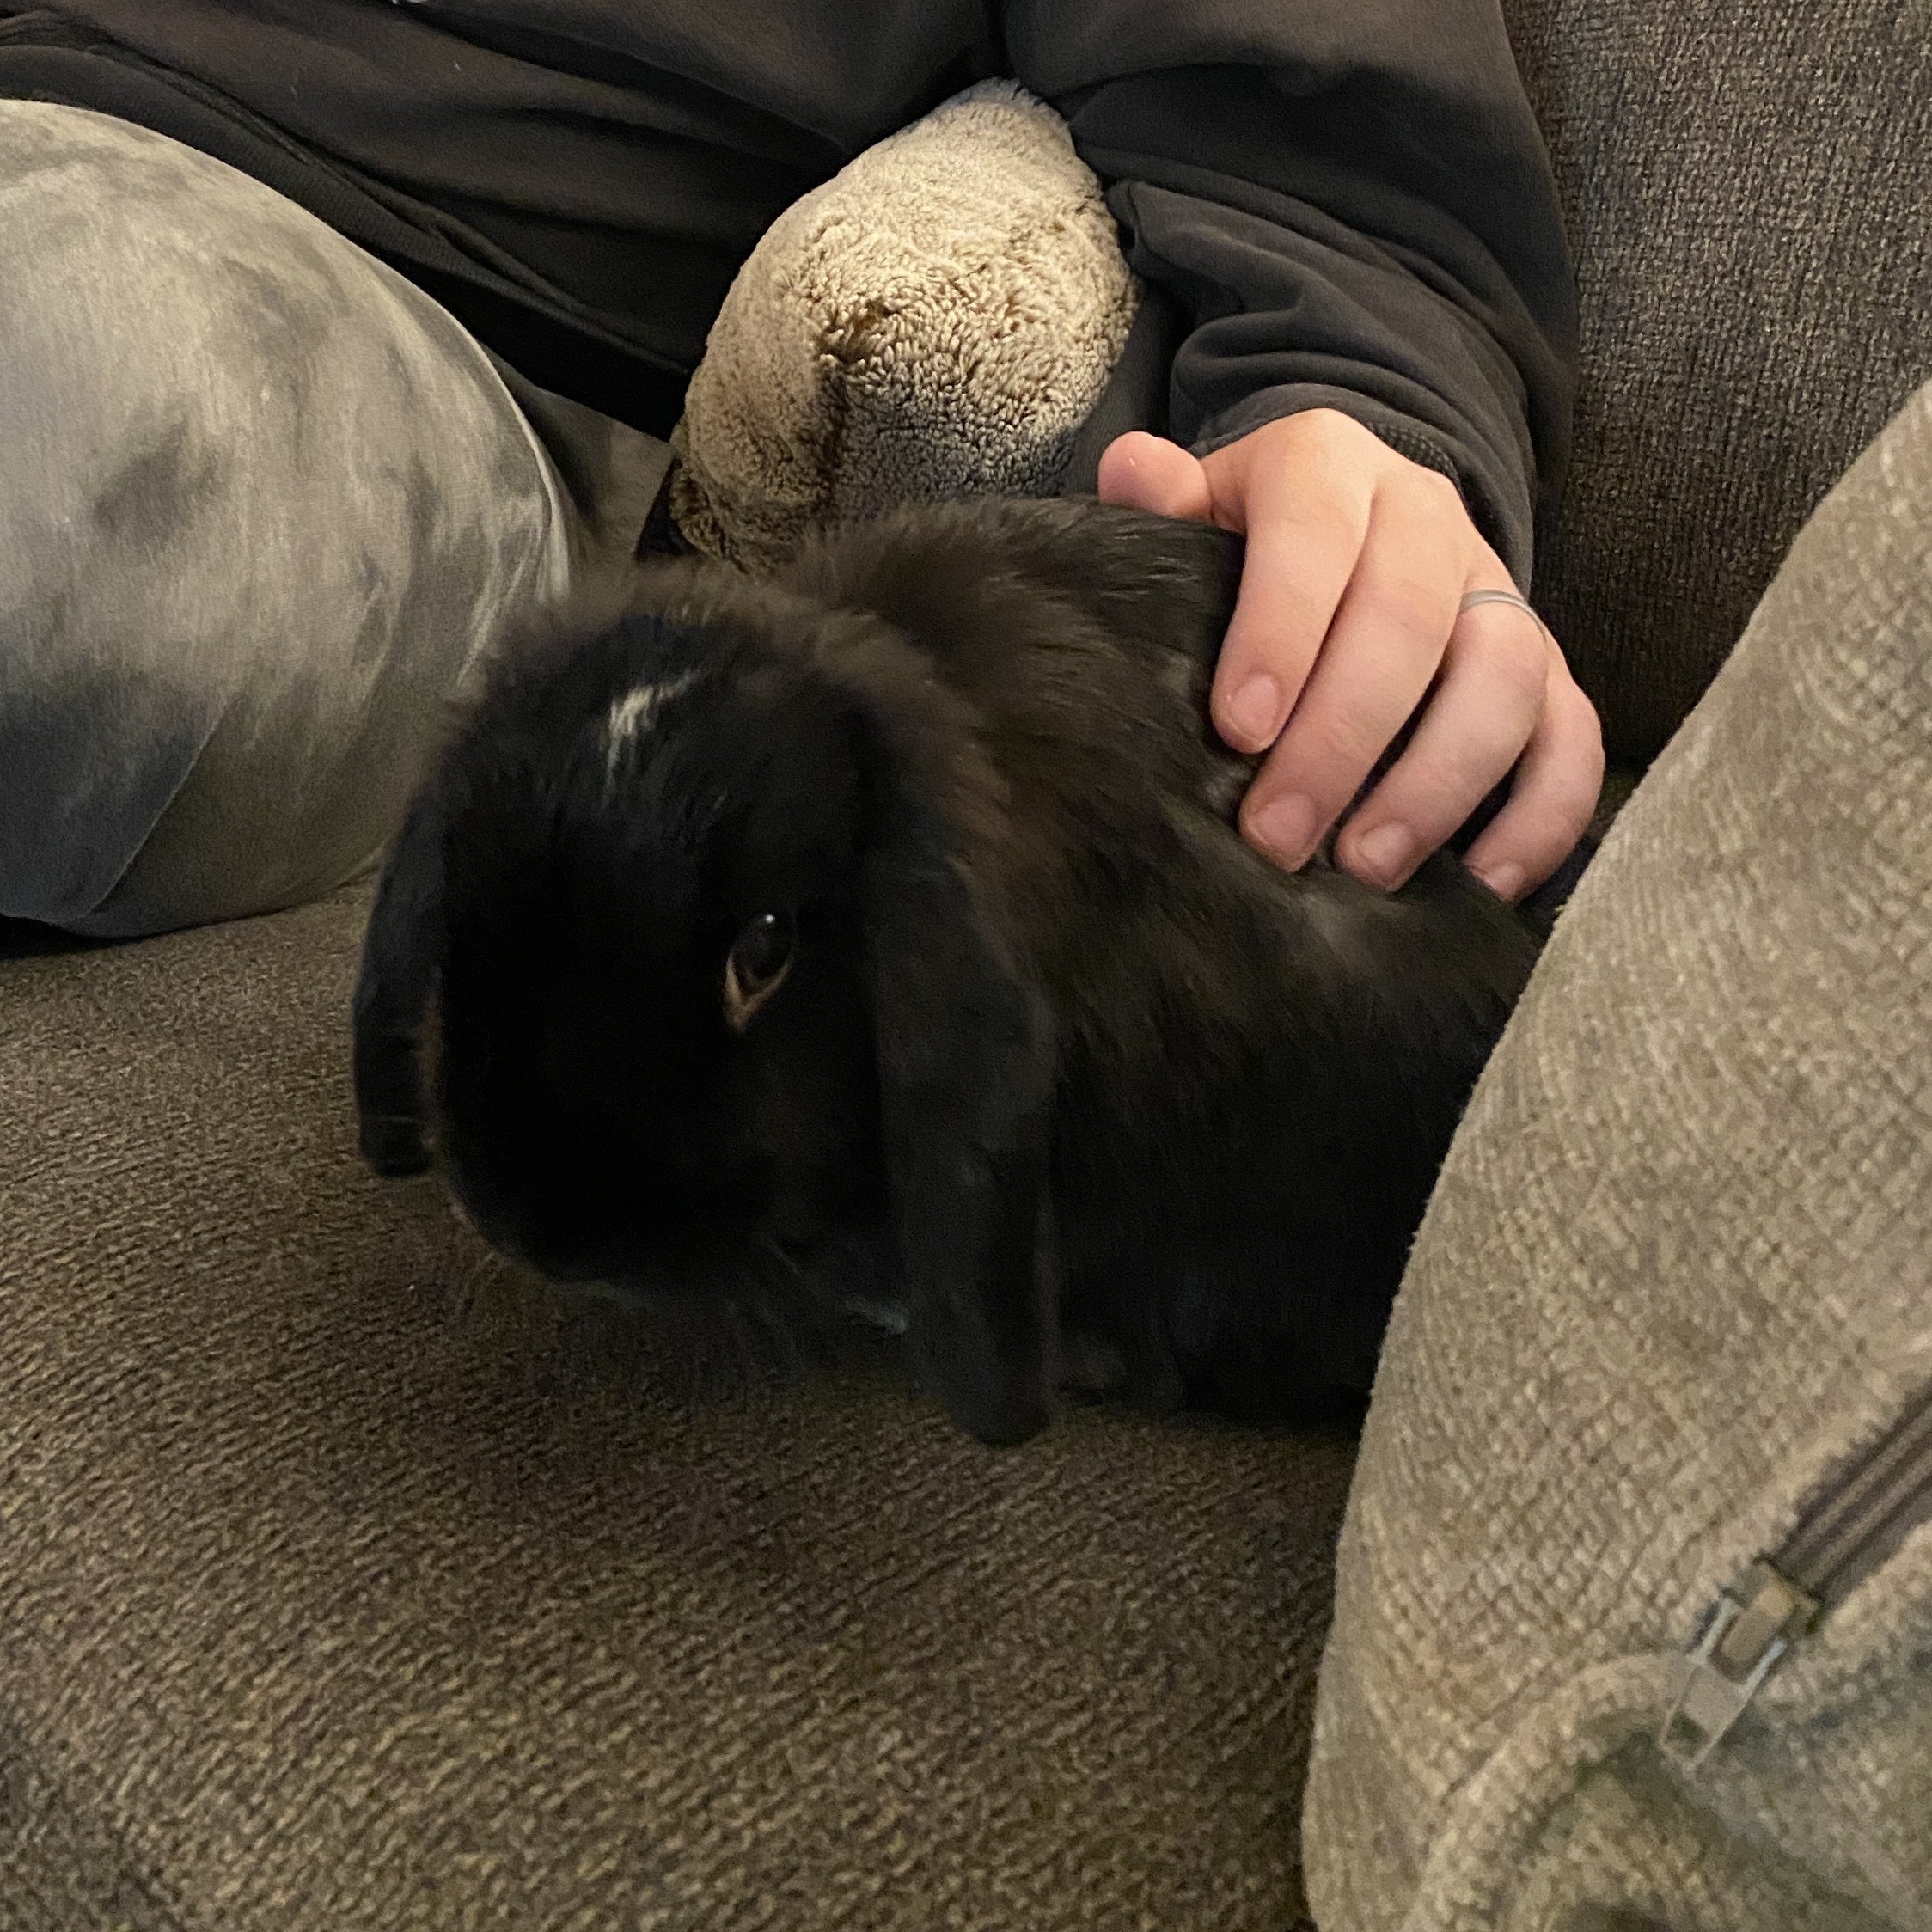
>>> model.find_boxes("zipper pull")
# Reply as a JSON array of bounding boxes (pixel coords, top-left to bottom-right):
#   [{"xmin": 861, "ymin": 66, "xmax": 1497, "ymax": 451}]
[{"xmin": 1658, "ymin": 1560, "xmax": 1821, "ymax": 1772}]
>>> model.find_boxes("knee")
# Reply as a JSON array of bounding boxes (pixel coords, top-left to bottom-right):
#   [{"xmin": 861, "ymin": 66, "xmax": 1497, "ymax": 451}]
[{"xmin": 0, "ymin": 101, "xmax": 568, "ymax": 933}]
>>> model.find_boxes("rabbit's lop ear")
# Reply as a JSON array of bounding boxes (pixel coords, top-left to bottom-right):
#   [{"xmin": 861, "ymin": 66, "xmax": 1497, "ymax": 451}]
[
  {"xmin": 865, "ymin": 810, "xmax": 1057, "ymax": 1448},
  {"xmin": 352, "ymin": 791, "xmax": 445, "ymax": 1178}
]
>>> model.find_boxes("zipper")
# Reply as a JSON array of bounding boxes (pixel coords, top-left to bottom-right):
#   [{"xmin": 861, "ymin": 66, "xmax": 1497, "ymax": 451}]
[{"xmin": 1660, "ymin": 1379, "xmax": 1932, "ymax": 1772}]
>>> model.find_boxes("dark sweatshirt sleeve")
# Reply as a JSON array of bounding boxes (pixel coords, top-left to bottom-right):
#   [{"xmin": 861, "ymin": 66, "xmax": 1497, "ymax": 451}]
[{"xmin": 1003, "ymin": 3, "xmax": 1576, "ymax": 585}]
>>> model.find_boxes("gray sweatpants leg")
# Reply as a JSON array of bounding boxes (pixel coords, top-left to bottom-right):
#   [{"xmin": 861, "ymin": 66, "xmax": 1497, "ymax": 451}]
[{"xmin": 0, "ymin": 101, "xmax": 633, "ymax": 938}]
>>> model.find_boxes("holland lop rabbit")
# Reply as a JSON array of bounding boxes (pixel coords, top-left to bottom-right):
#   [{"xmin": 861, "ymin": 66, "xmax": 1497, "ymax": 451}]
[{"xmin": 354, "ymin": 498, "xmax": 1560, "ymax": 1446}]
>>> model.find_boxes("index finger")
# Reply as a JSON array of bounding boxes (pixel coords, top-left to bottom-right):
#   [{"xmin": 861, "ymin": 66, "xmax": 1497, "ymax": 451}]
[{"xmin": 1208, "ymin": 474, "xmax": 1367, "ymax": 755}]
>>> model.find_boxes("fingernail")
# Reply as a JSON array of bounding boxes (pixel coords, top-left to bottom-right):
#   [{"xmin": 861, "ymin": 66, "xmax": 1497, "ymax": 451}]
[
  {"xmin": 1350, "ymin": 821, "xmax": 1416, "ymax": 889},
  {"xmin": 1473, "ymin": 860, "xmax": 1526, "ymax": 902},
  {"xmin": 1250, "ymin": 792, "xmax": 1318, "ymax": 866},
  {"xmin": 1223, "ymin": 675, "xmax": 1282, "ymax": 749}
]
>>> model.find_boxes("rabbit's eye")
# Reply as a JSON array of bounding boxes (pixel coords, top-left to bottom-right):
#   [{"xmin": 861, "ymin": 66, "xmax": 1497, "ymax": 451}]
[{"xmin": 724, "ymin": 910, "xmax": 795, "ymax": 1034}]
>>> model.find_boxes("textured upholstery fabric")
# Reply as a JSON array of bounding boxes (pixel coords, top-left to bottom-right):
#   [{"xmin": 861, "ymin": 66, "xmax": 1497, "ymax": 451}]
[
  {"xmin": 0, "ymin": 887, "xmax": 1351, "ymax": 1928},
  {"xmin": 1303, "ymin": 384, "xmax": 1932, "ymax": 1929},
  {"xmin": 1502, "ymin": 0, "xmax": 1932, "ymax": 767},
  {"xmin": 669, "ymin": 81, "xmax": 1138, "ymax": 573}
]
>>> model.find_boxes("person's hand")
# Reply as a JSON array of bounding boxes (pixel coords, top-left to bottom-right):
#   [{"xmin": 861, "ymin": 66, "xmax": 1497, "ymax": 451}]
[{"xmin": 1097, "ymin": 410, "xmax": 1602, "ymax": 901}]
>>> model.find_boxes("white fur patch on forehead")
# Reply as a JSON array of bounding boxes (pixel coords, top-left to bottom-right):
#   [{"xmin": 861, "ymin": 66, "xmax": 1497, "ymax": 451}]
[{"xmin": 603, "ymin": 669, "xmax": 701, "ymax": 788}]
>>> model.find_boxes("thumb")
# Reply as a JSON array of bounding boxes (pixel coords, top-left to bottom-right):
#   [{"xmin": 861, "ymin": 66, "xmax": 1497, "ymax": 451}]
[{"xmin": 1096, "ymin": 431, "xmax": 1214, "ymax": 523}]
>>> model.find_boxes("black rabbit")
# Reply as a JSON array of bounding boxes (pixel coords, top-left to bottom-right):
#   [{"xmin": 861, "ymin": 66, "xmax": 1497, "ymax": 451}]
[{"xmin": 354, "ymin": 497, "xmax": 1562, "ymax": 1445}]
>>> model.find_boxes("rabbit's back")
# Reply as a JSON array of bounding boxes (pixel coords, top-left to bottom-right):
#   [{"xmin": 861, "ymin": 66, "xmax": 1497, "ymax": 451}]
[{"xmin": 790, "ymin": 497, "xmax": 1543, "ymax": 1409}]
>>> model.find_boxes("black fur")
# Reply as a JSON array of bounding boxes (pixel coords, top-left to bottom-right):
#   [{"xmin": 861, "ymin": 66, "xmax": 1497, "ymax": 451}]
[{"xmin": 354, "ymin": 498, "xmax": 1560, "ymax": 1445}]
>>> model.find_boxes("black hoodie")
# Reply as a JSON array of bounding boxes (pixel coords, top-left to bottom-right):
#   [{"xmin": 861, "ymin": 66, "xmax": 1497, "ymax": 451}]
[{"xmin": 0, "ymin": 0, "xmax": 1576, "ymax": 576}]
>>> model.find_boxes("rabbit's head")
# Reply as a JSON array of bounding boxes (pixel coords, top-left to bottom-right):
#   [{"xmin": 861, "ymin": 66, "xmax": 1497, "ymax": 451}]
[{"xmin": 355, "ymin": 562, "xmax": 1058, "ymax": 1444}]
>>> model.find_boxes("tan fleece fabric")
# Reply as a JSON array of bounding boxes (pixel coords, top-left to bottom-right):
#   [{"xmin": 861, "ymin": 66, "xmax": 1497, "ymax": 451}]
[
  {"xmin": 669, "ymin": 80, "xmax": 1139, "ymax": 572},
  {"xmin": 1302, "ymin": 383, "xmax": 1932, "ymax": 1929}
]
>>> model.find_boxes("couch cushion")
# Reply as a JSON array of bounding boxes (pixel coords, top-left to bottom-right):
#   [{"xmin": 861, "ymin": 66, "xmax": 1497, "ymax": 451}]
[
  {"xmin": 1303, "ymin": 380, "xmax": 1932, "ymax": 1929},
  {"xmin": 0, "ymin": 887, "xmax": 1350, "ymax": 1928},
  {"xmin": 1504, "ymin": 0, "xmax": 1932, "ymax": 767}
]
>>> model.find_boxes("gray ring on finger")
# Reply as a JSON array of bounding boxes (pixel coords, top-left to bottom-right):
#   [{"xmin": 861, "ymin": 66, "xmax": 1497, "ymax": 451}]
[{"xmin": 1458, "ymin": 587, "xmax": 1553, "ymax": 640}]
